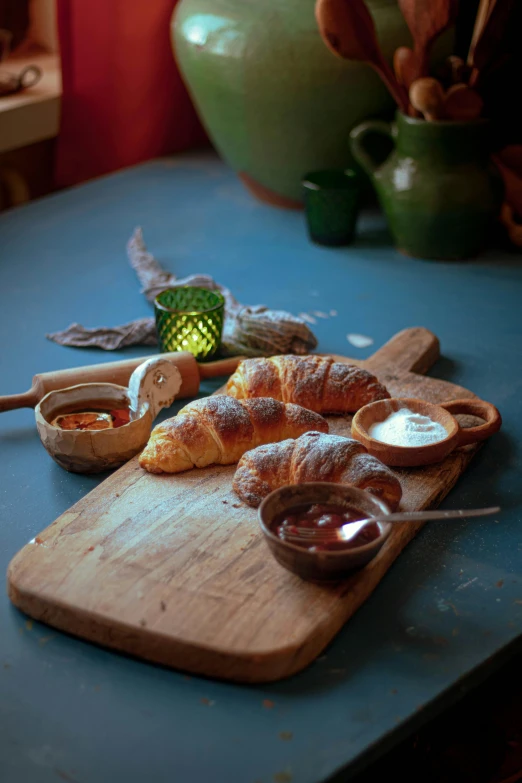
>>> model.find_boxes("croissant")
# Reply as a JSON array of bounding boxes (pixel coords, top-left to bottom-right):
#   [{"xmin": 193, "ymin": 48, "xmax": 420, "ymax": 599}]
[
  {"xmin": 226, "ymin": 355, "xmax": 389, "ymax": 413},
  {"xmin": 233, "ymin": 431, "xmax": 402, "ymax": 510},
  {"xmin": 139, "ymin": 395, "xmax": 328, "ymax": 474}
]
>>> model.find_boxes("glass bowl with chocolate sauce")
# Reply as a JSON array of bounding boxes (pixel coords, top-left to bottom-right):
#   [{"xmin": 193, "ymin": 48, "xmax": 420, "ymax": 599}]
[{"xmin": 258, "ymin": 483, "xmax": 392, "ymax": 582}]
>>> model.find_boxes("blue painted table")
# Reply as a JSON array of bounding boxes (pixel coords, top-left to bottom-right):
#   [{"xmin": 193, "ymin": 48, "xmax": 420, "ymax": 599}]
[{"xmin": 1, "ymin": 153, "xmax": 521, "ymax": 783}]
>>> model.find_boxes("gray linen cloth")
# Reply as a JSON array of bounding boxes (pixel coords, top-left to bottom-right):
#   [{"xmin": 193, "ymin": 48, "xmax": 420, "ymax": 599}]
[{"xmin": 47, "ymin": 228, "xmax": 317, "ymax": 358}]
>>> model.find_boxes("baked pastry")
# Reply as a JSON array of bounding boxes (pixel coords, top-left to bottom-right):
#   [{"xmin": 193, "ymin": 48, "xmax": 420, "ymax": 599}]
[
  {"xmin": 226, "ymin": 355, "xmax": 389, "ymax": 413},
  {"xmin": 233, "ymin": 431, "xmax": 402, "ymax": 510},
  {"xmin": 139, "ymin": 395, "xmax": 328, "ymax": 474}
]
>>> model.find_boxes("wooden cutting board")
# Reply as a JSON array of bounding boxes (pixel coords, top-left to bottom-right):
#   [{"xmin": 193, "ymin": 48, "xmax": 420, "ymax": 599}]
[{"xmin": 8, "ymin": 328, "xmax": 485, "ymax": 683}]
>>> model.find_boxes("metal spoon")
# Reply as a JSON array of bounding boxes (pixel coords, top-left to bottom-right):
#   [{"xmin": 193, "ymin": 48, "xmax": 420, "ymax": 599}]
[{"xmin": 280, "ymin": 506, "xmax": 501, "ymax": 546}]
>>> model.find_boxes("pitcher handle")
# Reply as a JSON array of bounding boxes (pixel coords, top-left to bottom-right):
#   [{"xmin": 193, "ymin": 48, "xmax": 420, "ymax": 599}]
[{"xmin": 350, "ymin": 121, "xmax": 395, "ymax": 177}]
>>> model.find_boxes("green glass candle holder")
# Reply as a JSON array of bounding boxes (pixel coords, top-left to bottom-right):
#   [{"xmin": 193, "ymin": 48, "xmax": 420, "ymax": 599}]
[
  {"xmin": 154, "ymin": 287, "xmax": 225, "ymax": 361},
  {"xmin": 302, "ymin": 169, "xmax": 361, "ymax": 247}
]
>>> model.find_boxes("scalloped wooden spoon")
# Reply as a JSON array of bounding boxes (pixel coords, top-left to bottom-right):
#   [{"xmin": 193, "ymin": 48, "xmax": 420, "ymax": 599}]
[
  {"xmin": 398, "ymin": 0, "xmax": 459, "ymax": 78},
  {"xmin": 468, "ymin": 0, "xmax": 516, "ymax": 87},
  {"xmin": 444, "ymin": 83, "xmax": 484, "ymax": 120},
  {"xmin": 409, "ymin": 77, "xmax": 446, "ymax": 121},
  {"xmin": 316, "ymin": 0, "xmax": 409, "ymax": 112},
  {"xmin": 393, "ymin": 45, "xmax": 419, "ymax": 89}
]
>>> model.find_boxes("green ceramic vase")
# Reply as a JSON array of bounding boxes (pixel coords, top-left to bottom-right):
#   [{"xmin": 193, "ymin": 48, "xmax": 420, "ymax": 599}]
[
  {"xmin": 350, "ymin": 113, "xmax": 504, "ymax": 260},
  {"xmin": 172, "ymin": 0, "xmax": 436, "ymax": 207}
]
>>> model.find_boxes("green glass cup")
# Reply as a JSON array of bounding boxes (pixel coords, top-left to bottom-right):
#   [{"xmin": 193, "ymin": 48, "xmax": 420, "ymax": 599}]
[
  {"xmin": 154, "ymin": 287, "xmax": 225, "ymax": 361},
  {"xmin": 302, "ymin": 169, "xmax": 361, "ymax": 247}
]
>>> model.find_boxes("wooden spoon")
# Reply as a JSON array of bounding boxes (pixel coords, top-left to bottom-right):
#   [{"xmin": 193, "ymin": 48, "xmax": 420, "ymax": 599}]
[
  {"xmin": 316, "ymin": 0, "xmax": 409, "ymax": 112},
  {"xmin": 446, "ymin": 55, "xmax": 471, "ymax": 85},
  {"xmin": 444, "ymin": 83, "xmax": 484, "ymax": 120},
  {"xmin": 393, "ymin": 46, "xmax": 421, "ymax": 115},
  {"xmin": 398, "ymin": 0, "xmax": 459, "ymax": 78},
  {"xmin": 468, "ymin": 0, "xmax": 516, "ymax": 86},
  {"xmin": 409, "ymin": 77, "xmax": 446, "ymax": 121},
  {"xmin": 393, "ymin": 45, "xmax": 419, "ymax": 89},
  {"xmin": 467, "ymin": 0, "xmax": 496, "ymax": 66}
]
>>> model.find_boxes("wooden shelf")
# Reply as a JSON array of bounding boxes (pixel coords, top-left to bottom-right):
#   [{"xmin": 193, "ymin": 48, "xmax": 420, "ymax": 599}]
[{"xmin": 0, "ymin": 52, "xmax": 61, "ymax": 154}]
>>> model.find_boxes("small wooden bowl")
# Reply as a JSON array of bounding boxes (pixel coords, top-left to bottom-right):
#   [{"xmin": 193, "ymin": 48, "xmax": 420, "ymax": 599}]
[
  {"xmin": 258, "ymin": 483, "xmax": 392, "ymax": 582},
  {"xmin": 351, "ymin": 397, "xmax": 502, "ymax": 468}
]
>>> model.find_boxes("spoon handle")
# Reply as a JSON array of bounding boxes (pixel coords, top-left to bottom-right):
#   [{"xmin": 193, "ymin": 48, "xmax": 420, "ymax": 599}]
[
  {"xmin": 288, "ymin": 507, "xmax": 502, "ymax": 544},
  {"xmin": 370, "ymin": 506, "xmax": 500, "ymax": 526}
]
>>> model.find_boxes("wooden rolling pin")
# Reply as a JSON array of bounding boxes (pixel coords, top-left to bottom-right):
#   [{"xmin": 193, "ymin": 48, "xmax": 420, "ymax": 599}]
[{"xmin": 0, "ymin": 353, "xmax": 242, "ymax": 413}]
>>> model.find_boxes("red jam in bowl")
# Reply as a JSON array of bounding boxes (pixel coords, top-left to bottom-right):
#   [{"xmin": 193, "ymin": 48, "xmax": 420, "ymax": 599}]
[
  {"xmin": 271, "ymin": 503, "xmax": 381, "ymax": 552},
  {"xmin": 50, "ymin": 404, "xmax": 131, "ymax": 431}
]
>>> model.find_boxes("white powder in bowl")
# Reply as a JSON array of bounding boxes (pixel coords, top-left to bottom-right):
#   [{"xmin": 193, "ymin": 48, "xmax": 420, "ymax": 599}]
[{"xmin": 369, "ymin": 408, "xmax": 448, "ymax": 447}]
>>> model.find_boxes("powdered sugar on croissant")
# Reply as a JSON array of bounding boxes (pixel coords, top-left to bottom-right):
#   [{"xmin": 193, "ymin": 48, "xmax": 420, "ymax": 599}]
[
  {"xmin": 139, "ymin": 396, "xmax": 328, "ymax": 474},
  {"xmin": 233, "ymin": 431, "xmax": 402, "ymax": 510},
  {"xmin": 226, "ymin": 355, "xmax": 389, "ymax": 413}
]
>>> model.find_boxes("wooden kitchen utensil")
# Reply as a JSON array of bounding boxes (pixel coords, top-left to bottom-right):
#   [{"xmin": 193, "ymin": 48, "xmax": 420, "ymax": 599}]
[
  {"xmin": 446, "ymin": 55, "xmax": 470, "ymax": 85},
  {"xmin": 444, "ymin": 83, "xmax": 484, "ymax": 120},
  {"xmin": 409, "ymin": 77, "xmax": 446, "ymax": 120},
  {"xmin": 0, "ymin": 353, "xmax": 241, "ymax": 413},
  {"xmin": 351, "ymin": 397, "xmax": 501, "ymax": 467},
  {"xmin": 393, "ymin": 45, "xmax": 419, "ymax": 89},
  {"xmin": 8, "ymin": 327, "xmax": 501, "ymax": 683},
  {"xmin": 467, "ymin": 0, "xmax": 496, "ymax": 66},
  {"xmin": 315, "ymin": 0, "xmax": 409, "ymax": 112},
  {"xmin": 398, "ymin": 0, "xmax": 458, "ymax": 78},
  {"xmin": 468, "ymin": 0, "xmax": 516, "ymax": 86},
  {"xmin": 409, "ymin": 80, "xmax": 483, "ymax": 122}
]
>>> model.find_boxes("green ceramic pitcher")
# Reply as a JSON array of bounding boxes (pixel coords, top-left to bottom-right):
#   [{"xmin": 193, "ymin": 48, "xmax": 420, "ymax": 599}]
[{"xmin": 350, "ymin": 113, "xmax": 504, "ymax": 260}]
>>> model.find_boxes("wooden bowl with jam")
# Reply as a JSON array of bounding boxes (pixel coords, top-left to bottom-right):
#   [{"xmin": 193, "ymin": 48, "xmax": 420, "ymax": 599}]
[{"xmin": 258, "ymin": 482, "xmax": 393, "ymax": 582}]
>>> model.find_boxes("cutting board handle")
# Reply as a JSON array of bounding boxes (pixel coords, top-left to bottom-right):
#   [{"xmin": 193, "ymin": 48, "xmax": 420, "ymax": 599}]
[{"xmin": 365, "ymin": 327, "xmax": 440, "ymax": 375}]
